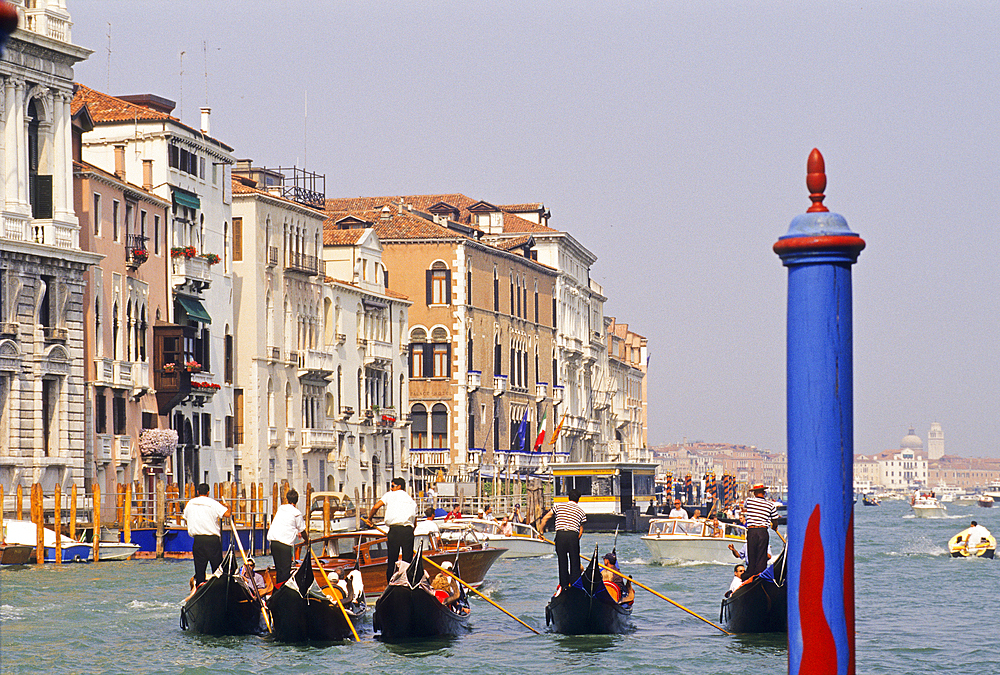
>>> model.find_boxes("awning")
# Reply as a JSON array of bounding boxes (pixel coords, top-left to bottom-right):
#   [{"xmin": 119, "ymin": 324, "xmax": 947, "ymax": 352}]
[
  {"xmin": 175, "ymin": 295, "xmax": 211, "ymax": 324},
  {"xmin": 173, "ymin": 189, "xmax": 201, "ymax": 210}
]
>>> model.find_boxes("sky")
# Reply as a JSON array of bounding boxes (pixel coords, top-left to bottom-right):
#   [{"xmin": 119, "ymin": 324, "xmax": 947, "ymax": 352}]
[{"xmin": 69, "ymin": 1, "xmax": 1000, "ymax": 458}]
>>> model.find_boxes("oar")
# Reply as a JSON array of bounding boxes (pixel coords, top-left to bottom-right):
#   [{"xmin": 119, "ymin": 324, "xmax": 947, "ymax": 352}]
[
  {"xmin": 230, "ymin": 517, "xmax": 273, "ymax": 633},
  {"xmin": 422, "ymin": 555, "xmax": 539, "ymax": 635},
  {"xmin": 311, "ymin": 549, "xmax": 361, "ymax": 642},
  {"xmin": 537, "ymin": 532, "xmax": 731, "ymax": 636}
]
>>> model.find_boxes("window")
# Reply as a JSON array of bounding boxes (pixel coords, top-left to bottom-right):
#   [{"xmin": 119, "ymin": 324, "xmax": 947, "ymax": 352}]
[
  {"xmin": 234, "ymin": 388, "xmax": 244, "ymax": 444},
  {"xmin": 431, "ymin": 404, "xmax": 448, "ymax": 448},
  {"xmin": 232, "ymin": 217, "xmax": 243, "ymax": 261},
  {"xmin": 112, "ymin": 200, "xmax": 120, "ymax": 242},
  {"xmin": 410, "ymin": 404, "xmax": 427, "ymax": 447},
  {"xmin": 493, "ymin": 267, "xmax": 499, "ymax": 312},
  {"xmin": 433, "ymin": 344, "xmax": 448, "ymax": 377},
  {"xmin": 224, "ymin": 332, "xmax": 233, "ymax": 384},
  {"xmin": 93, "ymin": 193, "xmax": 101, "ymax": 235},
  {"xmin": 534, "ymin": 282, "xmax": 539, "ymax": 323},
  {"xmin": 427, "ymin": 262, "xmax": 450, "ymax": 305},
  {"xmin": 202, "ymin": 412, "xmax": 212, "ymax": 446},
  {"xmin": 153, "ymin": 215, "xmax": 160, "ymax": 255},
  {"xmin": 113, "ymin": 392, "xmax": 126, "ymax": 435},
  {"xmin": 95, "ymin": 387, "xmax": 107, "ymax": 434}
]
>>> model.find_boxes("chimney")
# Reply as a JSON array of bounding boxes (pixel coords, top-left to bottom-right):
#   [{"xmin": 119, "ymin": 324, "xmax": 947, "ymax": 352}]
[
  {"xmin": 142, "ymin": 159, "xmax": 153, "ymax": 190},
  {"xmin": 114, "ymin": 145, "xmax": 126, "ymax": 180},
  {"xmin": 200, "ymin": 107, "xmax": 211, "ymax": 135}
]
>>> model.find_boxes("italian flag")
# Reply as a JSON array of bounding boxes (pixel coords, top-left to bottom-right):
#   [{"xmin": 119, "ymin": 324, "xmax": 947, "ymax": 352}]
[{"xmin": 532, "ymin": 409, "xmax": 547, "ymax": 453}]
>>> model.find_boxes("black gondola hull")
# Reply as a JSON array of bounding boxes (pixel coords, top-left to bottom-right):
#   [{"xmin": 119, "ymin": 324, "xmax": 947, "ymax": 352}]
[
  {"xmin": 180, "ymin": 561, "xmax": 262, "ymax": 635},
  {"xmin": 269, "ymin": 587, "xmax": 366, "ymax": 642},
  {"xmin": 373, "ymin": 584, "xmax": 470, "ymax": 640},
  {"xmin": 545, "ymin": 586, "xmax": 632, "ymax": 635},
  {"xmin": 720, "ymin": 550, "xmax": 787, "ymax": 633}
]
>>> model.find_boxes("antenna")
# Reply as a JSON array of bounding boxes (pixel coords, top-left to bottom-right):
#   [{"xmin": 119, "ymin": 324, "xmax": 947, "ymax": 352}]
[
  {"xmin": 106, "ymin": 23, "xmax": 111, "ymax": 91},
  {"xmin": 203, "ymin": 41, "xmax": 209, "ymax": 106},
  {"xmin": 304, "ymin": 89, "xmax": 308, "ymax": 168},
  {"xmin": 179, "ymin": 50, "xmax": 185, "ymax": 119}
]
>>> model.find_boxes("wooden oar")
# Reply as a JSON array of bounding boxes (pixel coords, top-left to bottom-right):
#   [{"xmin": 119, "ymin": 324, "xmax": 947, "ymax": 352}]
[
  {"xmin": 230, "ymin": 517, "xmax": 273, "ymax": 633},
  {"xmin": 311, "ymin": 550, "xmax": 361, "ymax": 642},
  {"xmin": 537, "ymin": 533, "xmax": 731, "ymax": 636},
  {"xmin": 422, "ymin": 555, "xmax": 539, "ymax": 635}
]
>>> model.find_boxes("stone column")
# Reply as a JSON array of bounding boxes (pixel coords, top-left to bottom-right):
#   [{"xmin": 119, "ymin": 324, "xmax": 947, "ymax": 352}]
[{"xmin": 774, "ymin": 149, "xmax": 865, "ymax": 675}]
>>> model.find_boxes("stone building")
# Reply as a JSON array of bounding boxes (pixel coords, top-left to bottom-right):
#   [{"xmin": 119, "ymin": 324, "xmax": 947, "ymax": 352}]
[
  {"xmin": 606, "ymin": 317, "xmax": 648, "ymax": 462},
  {"xmin": 0, "ymin": 1, "xmax": 100, "ymax": 492}
]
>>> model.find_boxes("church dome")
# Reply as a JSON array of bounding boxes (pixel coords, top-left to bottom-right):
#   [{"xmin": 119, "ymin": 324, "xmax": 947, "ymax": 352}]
[{"xmin": 901, "ymin": 427, "xmax": 923, "ymax": 450}]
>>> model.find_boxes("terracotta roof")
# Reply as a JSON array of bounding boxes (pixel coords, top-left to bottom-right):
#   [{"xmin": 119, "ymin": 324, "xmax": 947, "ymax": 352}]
[
  {"xmin": 496, "ymin": 234, "xmax": 533, "ymax": 251},
  {"xmin": 324, "ymin": 209, "xmax": 469, "ymax": 243},
  {"xmin": 73, "ymin": 159, "xmax": 170, "ymax": 204},
  {"xmin": 72, "ymin": 83, "xmax": 234, "ymax": 152},
  {"xmin": 323, "ymin": 228, "xmax": 366, "ymax": 246},
  {"xmin": 500, "ymin": 203, "xmax": 544, "ymax": 213}
]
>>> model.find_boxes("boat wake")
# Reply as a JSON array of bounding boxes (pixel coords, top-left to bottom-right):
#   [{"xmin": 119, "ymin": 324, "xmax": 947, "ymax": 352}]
[{"xmin": 1, "ymin": 604, "xmax": 25, "ymax": 620}]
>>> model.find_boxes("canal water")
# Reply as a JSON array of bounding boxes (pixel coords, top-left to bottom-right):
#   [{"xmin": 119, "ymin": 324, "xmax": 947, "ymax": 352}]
[{"xmin": 1, "ymin": 499, "xmax": 996, "ymax": 674}]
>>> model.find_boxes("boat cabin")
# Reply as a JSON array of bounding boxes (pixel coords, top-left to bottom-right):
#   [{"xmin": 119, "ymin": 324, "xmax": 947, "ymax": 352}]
[
  {"xmin": 552, "ymin": 462, "xmax": 658, "ymax": 515},
  {"xmin": 646, "ymin": 517, "xmax": 745, "ymax": 540}
]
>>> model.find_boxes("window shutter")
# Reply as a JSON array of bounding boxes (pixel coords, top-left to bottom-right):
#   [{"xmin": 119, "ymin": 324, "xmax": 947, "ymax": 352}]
[
  {"xmin": 423, "ymin": 344, "xmax": 433, "ymax": 378},
  {"xmin": 444, "ymin": 270, "xmax": 452, "ymax": 305},
  {"xmin": 426, "ymin": 270, "xmax": 433, "ymax": 305},
  {"xmin": 408, "ymin": 344, "xmax": 414, "ymax": 377},
  {"xmin": 32, "ymin": 175, "xmax": 53, "ymax": 219},
  {"xmin": 232, "ymin": 217, "xmax": 243, "ymax": 261},
  {"xmin": 446, "ymin": 343, "xmax": 452, "ymax": 377}
]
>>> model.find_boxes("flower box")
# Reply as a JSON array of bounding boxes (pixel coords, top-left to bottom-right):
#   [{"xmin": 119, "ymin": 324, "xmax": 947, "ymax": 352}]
[
  {"xmin": 204, "ymin": 253, "xmax": 221, "ymax": 265},
  {"xmin": 171, "ymin": 246, "xmax": 198, "ymax": 259}
]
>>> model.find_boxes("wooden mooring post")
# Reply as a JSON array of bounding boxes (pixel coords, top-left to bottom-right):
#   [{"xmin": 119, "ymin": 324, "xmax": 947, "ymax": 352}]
[
  {"xmin": 123, "ymin": 483, "xmax": 132, "ymax": 545},
  {"xmin": 54, "ymin": 484, "xmax": 62, "ymax": 564},
  {"xmin": 155, "ymin": 479, "xmax": 165, "ymax": 559},
  {"xmin": 16, "ymin": 483, "xmax": 22, "ymax": 520},
  {"xmin": 32, "ymin": 483, "xmax": 43, "ymax": 565},
  {"xmin": 69, "ymin": 484, "xmax": 78, "ymax": 542},
  {"xmin": 93, "ymin": 483, "xmax": 101, "ymax": 562}
]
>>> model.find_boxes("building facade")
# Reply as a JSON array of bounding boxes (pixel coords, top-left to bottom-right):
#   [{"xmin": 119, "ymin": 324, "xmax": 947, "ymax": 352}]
[{"xmin": 0, "ymin": 2, "xmax": 100, "ymax": 492}]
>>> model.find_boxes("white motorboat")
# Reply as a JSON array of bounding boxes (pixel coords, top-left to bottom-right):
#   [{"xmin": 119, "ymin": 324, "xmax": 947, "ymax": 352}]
[
  {"xmin": 3, "ymin": 519, "xmax": 93, "ymax": 562},
  {"xmin": 910, "ymin": 491, "xmax": 947, "ymax": 518},
  {"xmin": 978, "ymin": 495, "xmax": 994, "ymax": 508},
  {"xmin": 436, "ymin": 518, "xmax": 554, "ymax": 559},
  {"xmin": 307, "ymin": 491, "xmax": 360, "ymax": 535},
  {"xmin": 641, "ymin": 517, "xmax": 747, "ymax": 564}
]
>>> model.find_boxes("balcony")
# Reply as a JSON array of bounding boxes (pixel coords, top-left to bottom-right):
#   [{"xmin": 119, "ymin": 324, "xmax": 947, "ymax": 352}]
[
  {"xmin": 286, "ymin": 427, "xmax": 298, "ymax": 447},
  {"xmin": 287, "ymin": 350, "xmax": 300, "ymax": 365},
  {"xmin": 376, "ymin": 407, "xmax": 396, "ymax": 432},
  {"xmin": 153, "ymin": 323, "xmax": 196, "ymax": 414},
  {"xmin": 268, "ymin": 427, "xmax": 279, "ymax": 448},
  {"xmin": 339, "ymin": 406, "xmax": 354, "ymax": 421},
  {"xmin": 267, "ymin": 246, "xmax": 278, "ymax": 267},
  {"xmin": 186, "ymin": 380, "xmax": 220, "ymax": 407},
  {"xmin": 2, "ymin": 212, "xmax": 76, "ymax": 249},
  {"xmin": 126, "ymin": 234, "xmax": 149, "ymax": 271},
  {"xmin": 361, "ymin": 408, "xmax": 375, "ymax": 426},
  {"xmin": 553, "ymin": 384, "xmax": 564, "ymax": 403},
  {"xmin": 171, "ymin": 255, "xmax": 211, "ymax": 293},
  {"xmin": 302, "ymin": 428, "xmax": 338, "ymax": 451},
  {"xmin": 117, "ymin": 436, "xmax": 132, "ymax": 462},
  {"xmin": 267, "ymin": 346, "xmax": 281, "ymax": 363},
  {"xmin": 409, "ymin": 449, "xmax": 450, "ymax": 467},
  {"xmin": 298, "ymin": 349, "xmax": 334, "ymax": 380},
  {"xmin": 362, "ymin": 339, "xmax": 393, "ymax": 366},
  {"xmin": 285, "ymin": 251, "xmax": 320, "ymax": 276},
  {"xmin": 94, "ymin": 357, "xmax": 114, "ymax": 386},
  {"xmin": 23, "ymin": 3, "xmax": 72, "ymax": 42},
  {"xmin": 493, "ymin": 374, "xmax": 507, "ymax": 396},
  {"xmin": 535, "ymin": 381, "xmax": 548, "ymax": 401},
  {"xmin": 95, "ymin": 434, "xmax": 113, "ymax": 464},
  {"xmin": 467, "ymin": 370, "xmax": 481, "ymax": 392},
  {"xmin": 113, "ymin": 360, "xmax": 133, "ymax": 388},
  {"xmin": 43, "ymin": 326, "xmax": 67, "ymax": 343},
  {"xmin": 0, "ymin": 321, "xmax": 17, "ymax": 337}
]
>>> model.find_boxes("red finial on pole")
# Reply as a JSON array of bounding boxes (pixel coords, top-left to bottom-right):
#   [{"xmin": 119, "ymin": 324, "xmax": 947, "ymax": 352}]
[{"xmin": 806, "ymin": 148, "xmax": 828, "ymax": 213}]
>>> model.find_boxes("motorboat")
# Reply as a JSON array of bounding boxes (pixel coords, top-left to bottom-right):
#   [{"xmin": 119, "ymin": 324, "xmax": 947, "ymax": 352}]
[
  {"xmin": 306, "ymin": 491, "xmax": 360, "ymax": 536},
  {"xmin": 948, "ymin": 525, "xmax": 996, "ymax": 558},
  {"xmin": 436, "ymin": 518, "xmax": 554, "ymax": 559},
  {"xmin": 641, "ymin": 517, "xmax": 747, "ymax": 564},
  {"xmin": 978, "ymin": 496, "xmax": 994, "ymax": 508},
  {"xmin": 862, "ymin": 494, "xmax": 880, "ymax": 506},
  {"xmin": 0, "ymin": 543, "xmax": 34, "ymax": 565},
  {"xmin": 3, "ymin": 519, "xmax": 93, "ymax": 562},
  {"xmin": 910, "ymin": 491, "xmax": 947, "ymax": 518}
]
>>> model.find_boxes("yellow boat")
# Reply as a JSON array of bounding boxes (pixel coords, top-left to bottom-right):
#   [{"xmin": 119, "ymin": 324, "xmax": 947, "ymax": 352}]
[{"xmin": 948, "ymin": 525, "xmax": 996, "ymax": 558}]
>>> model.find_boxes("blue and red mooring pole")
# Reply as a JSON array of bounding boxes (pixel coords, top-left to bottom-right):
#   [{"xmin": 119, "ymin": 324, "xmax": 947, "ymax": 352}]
[{"xmin": 774, "ymin": 149, "xmax": 864, "ymax": 675}]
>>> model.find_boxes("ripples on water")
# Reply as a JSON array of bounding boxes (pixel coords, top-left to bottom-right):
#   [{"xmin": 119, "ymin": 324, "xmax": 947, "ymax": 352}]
[{"xmin": 2, "ymin": 500, "xmax": 997, "ymax": 674}]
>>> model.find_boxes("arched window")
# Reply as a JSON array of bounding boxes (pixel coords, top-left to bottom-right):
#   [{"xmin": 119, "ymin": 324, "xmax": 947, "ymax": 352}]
[
  {"xmin": 493, "ymin": 266, "xmax": 499, "ymax": 312},
  {"xmin": 112, "ymin": 301, "xmax": 119, "ymax": 360},
  {"xmin": 431, "ymin": 404, "xmax": 448, "ymax": 448},
  {"xmin": 139, "ymin": 305, "xmax": 148, "ymax": 362},
  {"xmin": 411, "ymin": 403, "xmax": 428, "ymax": 448},
  {"xmin": 427, "ymin": 261, "xmax": 450, "ymax": 305},
  {"xmin": 267, "ymin": 378, "xmax": 275, "ymax": 427}
]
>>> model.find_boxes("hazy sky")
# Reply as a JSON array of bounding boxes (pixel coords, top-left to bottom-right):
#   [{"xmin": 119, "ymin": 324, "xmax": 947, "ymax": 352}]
[{"xmin": 70, "ymin": 1, "xmax": 1000, "ymax": 458}]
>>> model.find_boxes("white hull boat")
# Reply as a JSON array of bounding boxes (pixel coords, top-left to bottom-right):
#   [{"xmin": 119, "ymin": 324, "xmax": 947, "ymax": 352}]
[
  {"xmin": 641, "ymin": 518, "xmax": 747, "ymax": 564},
  {"xmin": 911, "ymin": 494, "xmax": 947, "ymax": 518},
  {"xmin": 437, "ymin": 518, "xmax": 554, "ymax": 559}
]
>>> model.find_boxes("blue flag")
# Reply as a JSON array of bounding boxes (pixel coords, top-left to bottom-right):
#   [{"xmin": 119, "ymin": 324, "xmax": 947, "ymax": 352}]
[{"xmin": 515, "ymin": 407, "xmax": 529, "ymax": 451}]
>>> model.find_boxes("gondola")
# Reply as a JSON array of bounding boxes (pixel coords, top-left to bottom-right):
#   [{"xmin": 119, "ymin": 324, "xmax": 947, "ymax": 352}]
[
  {"xmin": 719, "ymin": 545, "xmax": 787, "ymax": 633},
  {"xmin": 267, "ymin": 549, "xmax": 367, "ymax": 642},
  {"xmin": 373, "ymin": 546, "xmax": 471, "ymax": 640},
  {"xmin": 180, "ymin": 542, "xmax": 263, "ymax": 635},
  {"xmin": 545, "ymin": 546, "xmax": 634, "ymax": 635}
]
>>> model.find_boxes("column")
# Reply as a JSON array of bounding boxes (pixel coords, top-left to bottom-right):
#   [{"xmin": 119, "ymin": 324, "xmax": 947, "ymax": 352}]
[{"xmin": 773, "ymin": 149, "xmax": 865, "ymax": 675}]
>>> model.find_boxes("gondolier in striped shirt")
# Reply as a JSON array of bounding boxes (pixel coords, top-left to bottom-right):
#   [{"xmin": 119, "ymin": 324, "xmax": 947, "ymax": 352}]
[
  {"xmin": 742, "ymin": 484, "xmax": 778, "ymax": 580},
  {"xmin": 538, "ymin": 488, "xmax": 587, "ymax": 590},
  {"xmin": 367, "ymin": 477, "xmax": 417, "ymax": 584}
]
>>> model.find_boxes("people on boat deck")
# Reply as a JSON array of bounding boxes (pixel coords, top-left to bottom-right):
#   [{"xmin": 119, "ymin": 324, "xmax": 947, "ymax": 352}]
[
  {"xmin": 709, "ymin": 517, "xmax": 723, "ymax": 537},
  {"xmin": 425, "ymin": 486, "xmax": 437, "ymax": 509},
  {"xmin": 513, "ymin": 504, "xmax": 525, "ymax": 524},
  {"xmin": 444, "ymin": 505, "xmax": 463, "ymax": 521},
  {"xmin": 414, "ymin": 507, "xmax": 441, "ymax": 548},
  {"xmin": 645, "ymin": 499, "xmax": 657, "ymax": 516},
  {"xmin": 668, "ymin": 499, "xmax": 687, "ymax": 519},
  {"xmin": 538, "ymin": 488, "xmax": 587, "ymax": 590},
  {"xmin": 742, "ymin": 484, "xmax": 779, "ymax": 581},
  {"xmin": 267, "ymin": 488, "xmax": 308, "ymax": 585},
  {"xmin": 692, "ymin": 509, "xmax": 702, "ymax": 519},
  {"xmin": 499, "ymin": 516, "xmax": 514, "ymax": 536},
  {"xmin": 431, "ymin": 560, "xmax": 462, "ymax": 605},
  {"xmin": 483, "ymin": 505, "xmax": 496, "ymax": 521},
  {"xmin": 183, "ymin": 483, "xmax": 231, "ymax": 585},
  {"xmin": 726, "ymin": 564, "xmax": 747, "ymax": 597},
  {"xmin": 368, "ymin": 477, "xmax": 417, "ymax": 583},
  {"xmin": 965, "ymin": 521, "xmax": 992, "ymax": 551}
]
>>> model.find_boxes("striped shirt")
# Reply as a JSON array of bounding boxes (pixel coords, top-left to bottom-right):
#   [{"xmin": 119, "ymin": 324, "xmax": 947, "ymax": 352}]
[
  {"xmin": 744, "ymin": 495, "xmax": 778, "ymax": 528},
  {"xmin": 551, "ymin": 501, "xmax": 587, "ymax": 531}
]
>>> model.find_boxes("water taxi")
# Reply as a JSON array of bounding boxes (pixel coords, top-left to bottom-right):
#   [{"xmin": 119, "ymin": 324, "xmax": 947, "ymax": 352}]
[
  {"xmin": 910, "ymin": 491, "xmax": 947, "ymax": 518},
  {"xmin": 551, "ymin": 462, "xmax": 658, "ymax": 531},
  {"xmin": 436, "ymin": 518, "xmax": 554, "ymax": 558},
  {"xmin": 641, "ymin": 517, "xmax": 747, "ymax": 564}
]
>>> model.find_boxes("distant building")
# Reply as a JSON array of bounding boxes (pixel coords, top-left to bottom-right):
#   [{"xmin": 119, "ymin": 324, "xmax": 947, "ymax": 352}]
[
  {"xmin": 927, "ymin": 421, "xmax": 944, "ymax": 461},
  {"xmin": 652, "ymin": 442, "xmax": 787, "ymax": 489}
]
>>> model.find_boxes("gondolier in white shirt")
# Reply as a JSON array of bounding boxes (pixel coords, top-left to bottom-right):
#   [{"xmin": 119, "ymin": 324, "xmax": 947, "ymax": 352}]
[
  {"xmin": 367, "ymin": 477, "xmax": 417, "ymax": 583},
  {"xmin": 183, "ymin": 483, "xmax": 231, "ymax": 586},
  {"xmin": 742, "ymin": 484, "xmax": 779, "ymax": 580},
  {"xmin": 267, "ymin": 488, "xmax": 308, "ymax": 585},
  {"xmin": 538, "ymin": 488, "xmax": 587, "ymax": 590}
]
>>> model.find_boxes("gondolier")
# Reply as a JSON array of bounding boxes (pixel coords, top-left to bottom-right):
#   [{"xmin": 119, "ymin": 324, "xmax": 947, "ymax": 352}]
[
  {"xmin": 742, "ymin": 484, "xmax": 778, "ymax": 580},
  {"xmin": 267, "ymin": 488, "xmax": 308, "ymax": 585},
  {"xmin": 538, "ymin": 488, "xmax": 587, "ymax": 590},
  {"xmin": 368, "ymin": 477, "xmax": 417, "ymax": 583},
  {"xmin": 183, "ymin": 483, "xmax": 231, "ymax": 586}
]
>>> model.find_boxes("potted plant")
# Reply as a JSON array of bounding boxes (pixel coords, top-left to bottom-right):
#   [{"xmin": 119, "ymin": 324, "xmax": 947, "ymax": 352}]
[
  {"xmin": 131, "ymin": 248, "xmax": 148, "ymax": 264},
  {"xmin": 171, "ymin": 246, "xmax": 198, "ymax": 259},
  {"xmin": 138, "ymin": 428, "xmax": 179, "ymax": 458},
  {"xmin": 204, "ymin": 253, "xmax": 221, "ymax": 265},
  {"xmin": 185, "ymin": 360, "xmax": 201, "ymax": 372},
  {"xmin": 162, "ymin": 362, "xmax": 177, "ymax": 373}
]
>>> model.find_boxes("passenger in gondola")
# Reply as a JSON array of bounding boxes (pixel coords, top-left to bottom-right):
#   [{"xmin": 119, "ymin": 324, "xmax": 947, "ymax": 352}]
[
  {"xmin": 431, "ymin": 561, "xmax": 466, "ymax": 613},
  {"xmin": 725, "ymin": 564, "xmax": 747, "ymax": 597},
  {"xmin": 600, "ymin": 551, "xmax": 632, "ymax": 604}
]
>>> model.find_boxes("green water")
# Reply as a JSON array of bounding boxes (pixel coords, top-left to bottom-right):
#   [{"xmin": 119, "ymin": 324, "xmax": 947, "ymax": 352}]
[{"xmin": 1, "ymin": 500, "xmax": 995, "ymax": 674}]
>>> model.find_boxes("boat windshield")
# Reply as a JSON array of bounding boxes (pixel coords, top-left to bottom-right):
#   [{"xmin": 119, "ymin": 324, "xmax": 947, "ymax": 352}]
[
  {"xmin": 674, "ymin": 520, "xmax": 703, "ymax": 536},
  {"xmin": 511, "ymin": 522, "xmax": 537, "ymax": 537}
]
